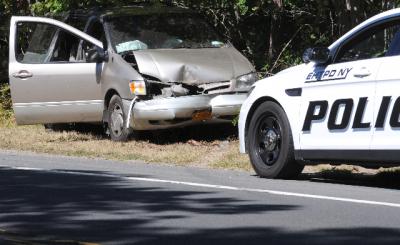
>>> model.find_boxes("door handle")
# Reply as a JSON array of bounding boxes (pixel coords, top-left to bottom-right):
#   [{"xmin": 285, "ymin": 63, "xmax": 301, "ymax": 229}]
[
  {"xmin": 353, "ymin": 68, "xmax": 371, "ymax": 78},
  {"xmin": 12, "ymin": 70, "xmax": 33, "ymax": 79}
]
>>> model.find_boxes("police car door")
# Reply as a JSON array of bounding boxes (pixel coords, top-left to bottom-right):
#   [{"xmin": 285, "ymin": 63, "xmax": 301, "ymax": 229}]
[
  {"xmin": 299, "ymin": 25, "xmax": 389, "ymax": 156},
  {"xmin": 371, "ymin": 20, "xmax": 400, "ymax": 154},
  {"xmin": 9, "ymin": 16, "xmax": 104, "ymax": 125}
]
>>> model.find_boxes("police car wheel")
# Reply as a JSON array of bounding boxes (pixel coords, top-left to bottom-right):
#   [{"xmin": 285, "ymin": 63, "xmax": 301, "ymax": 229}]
[
  {"xmin": 108, "ymin": 95, "xmax": 132, "ymax": 142},
  {"xmin": 248, "ymin": 101, "xmax": 304, "ymax": 179}
]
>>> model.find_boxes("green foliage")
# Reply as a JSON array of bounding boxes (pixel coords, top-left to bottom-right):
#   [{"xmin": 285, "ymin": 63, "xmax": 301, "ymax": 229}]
[
  {"xmin": 31, "ymin": 0, "xmax": 67, "ymax": 15},
  {"xmin": 235, "ymin": 0, "xmax": 249, "ymax": 15},
  {"xmin": 29, "ymin": 0, "xmax": 157, "ymax": 15},
  {"xmin": 2, "ymin": 0, "xmax": 400, "ymax": 76},
  {"xmin": 0, "ymin": 83, "xmax": 12, "ymax": 126}
]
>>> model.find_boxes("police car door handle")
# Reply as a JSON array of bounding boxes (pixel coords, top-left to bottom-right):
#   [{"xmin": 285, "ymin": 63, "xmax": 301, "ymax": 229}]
[
  {"xmin": 13, "ymin": 70, "xmax": 33, "ymax": 79},
  {"xmin": 353, "ymin": 68, "xmax": 371, "ymax": 78}
]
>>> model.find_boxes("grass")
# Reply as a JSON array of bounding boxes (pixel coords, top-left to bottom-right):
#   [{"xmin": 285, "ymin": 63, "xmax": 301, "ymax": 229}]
[
  {"xmin": 0, "ymin": 121, "xmax": 252, "ymax": 170},
  {"xmin": 1, "ymin": 82, "xmax": 400, "ymax": 186}
]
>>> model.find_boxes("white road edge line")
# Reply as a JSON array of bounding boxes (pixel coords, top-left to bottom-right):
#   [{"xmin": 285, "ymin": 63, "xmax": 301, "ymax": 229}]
[
  {"xmin": 126, "ymin": 177, "xmax": 400, "ymax": 208},
  {"xmin": 5, "ymin": 165, "xmax": 400, "ymax": 208}
]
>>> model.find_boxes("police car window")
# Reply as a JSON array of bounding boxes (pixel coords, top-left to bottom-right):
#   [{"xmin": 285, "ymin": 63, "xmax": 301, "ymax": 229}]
[{"xmin": 335, "ymin": 21, "xmax": 400, "ymax": 63}]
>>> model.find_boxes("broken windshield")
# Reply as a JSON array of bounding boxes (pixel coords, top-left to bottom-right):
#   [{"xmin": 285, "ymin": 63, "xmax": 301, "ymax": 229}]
[{"xmin": 105, "ymin": 13, "xmax": 227, "ymax": 53}]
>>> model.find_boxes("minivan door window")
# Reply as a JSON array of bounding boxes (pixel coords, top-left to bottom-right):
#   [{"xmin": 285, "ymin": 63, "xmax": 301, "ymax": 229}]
[
  {"xmin": 78, "ymin": 20, "xmax": 106, "ymax": 62},
  {"xmin": 51, "ymin": 29, "xmax": 82, "ymax": 62},
  {"xmin": 16, "ymin": 22, "xmax": 57, "ymax": 63},
  {"xmin": 17, "ymin": 22, "xmax": 96, "ymax": 63}
]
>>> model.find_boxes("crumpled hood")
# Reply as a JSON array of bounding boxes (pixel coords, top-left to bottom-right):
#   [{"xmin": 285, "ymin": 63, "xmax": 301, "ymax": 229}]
[{"xmin": 132, "ymin": 47, "xmax": 255, "ymax": 85}]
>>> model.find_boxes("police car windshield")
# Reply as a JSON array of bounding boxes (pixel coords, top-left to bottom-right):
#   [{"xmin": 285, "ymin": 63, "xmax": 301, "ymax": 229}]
[{"xmin": 106, "ymin": 13, "xmax": 227, "ymax": 53}]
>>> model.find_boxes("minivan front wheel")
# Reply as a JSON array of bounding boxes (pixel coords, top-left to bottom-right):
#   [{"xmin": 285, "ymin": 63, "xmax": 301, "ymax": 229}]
[
  {"xmin": 107, "ymin": 95, "xmax": 132, "ymax": 142},
  {"xmin": 248, "ymin": 101, "xmax": 304, "ymax": 179}
]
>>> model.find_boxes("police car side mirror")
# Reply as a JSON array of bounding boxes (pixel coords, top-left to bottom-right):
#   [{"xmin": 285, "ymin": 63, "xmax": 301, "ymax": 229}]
[{"xmin": 303, "ymin": 47, "xmax": 330, "ymax": 65}]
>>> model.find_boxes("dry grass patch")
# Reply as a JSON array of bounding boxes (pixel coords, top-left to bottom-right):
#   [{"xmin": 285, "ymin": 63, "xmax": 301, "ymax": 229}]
[
  {"xmin": 210, "ymin": 142, "xmax": 253, "ymax": 171},
  {"xmin": 0, "ymin": 122, "xmax": 251, "ymax": 169}
]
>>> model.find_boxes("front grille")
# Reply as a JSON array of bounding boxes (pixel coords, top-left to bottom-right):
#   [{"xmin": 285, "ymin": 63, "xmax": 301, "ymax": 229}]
[{"xmin": 199, "ymin": 81, "xmax": 232, "ymax": 94}]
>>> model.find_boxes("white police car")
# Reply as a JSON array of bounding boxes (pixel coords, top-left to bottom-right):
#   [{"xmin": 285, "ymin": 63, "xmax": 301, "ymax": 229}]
[{"xmin": 239, "ymin": 9, "xmax": 400, "ymax": 179}]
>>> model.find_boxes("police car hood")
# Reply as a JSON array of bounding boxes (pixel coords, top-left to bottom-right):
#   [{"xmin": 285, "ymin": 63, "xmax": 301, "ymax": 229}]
[
  {"xmin": 276, "ymin": 64, "xmax": 306, "ymax": 77},
  {"xmin": 132, "ymin": 47, "xmax": 254, "ymax": 85},
  {"xmin": 257, "ymin": 64, "xmax": 306, "ymax": 87}
]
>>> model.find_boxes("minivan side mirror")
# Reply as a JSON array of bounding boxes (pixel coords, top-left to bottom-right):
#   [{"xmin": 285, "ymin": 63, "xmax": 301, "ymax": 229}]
[
  {"xmin": 302, "ymin": 47, "xmax": 330, "ymax": 65},
  {"xmin": 86, "ymin": 46, "xmax": 109, "ymax": 63}
]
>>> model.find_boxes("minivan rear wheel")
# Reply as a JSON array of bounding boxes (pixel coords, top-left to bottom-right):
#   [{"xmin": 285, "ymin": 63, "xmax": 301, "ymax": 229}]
[{"xmin": 108, "ymin": 95, "xmax": 132, "ymax": 142}]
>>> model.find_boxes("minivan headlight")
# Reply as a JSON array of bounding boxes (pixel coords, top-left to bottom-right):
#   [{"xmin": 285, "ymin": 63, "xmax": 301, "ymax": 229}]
[
  {"xmin": 236, "ymin": 72, "xmax": 257, "ymax": 89},
  {"xmin": 129, "ymin": 80, "xmax": 147, "ymax": 96}
]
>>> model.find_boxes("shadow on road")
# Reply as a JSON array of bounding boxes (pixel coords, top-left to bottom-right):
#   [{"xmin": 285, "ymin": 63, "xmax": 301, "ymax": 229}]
[
  {"xmin": 0, "ymin": 167, "xmax": 292, "ymax": 244},
  {"xmin": 298, "ymin": 168, "xmax": 400, "ymax": 190},
  {"xmin": 0, "ymin": 167, "xmax": 399, "ymax": 245}
]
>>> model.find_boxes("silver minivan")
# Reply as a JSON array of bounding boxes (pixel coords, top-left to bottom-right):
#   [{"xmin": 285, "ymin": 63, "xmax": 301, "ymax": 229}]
[{"xmin": 9, "ymin": 4, "xmax": 256, "ymax": 141}]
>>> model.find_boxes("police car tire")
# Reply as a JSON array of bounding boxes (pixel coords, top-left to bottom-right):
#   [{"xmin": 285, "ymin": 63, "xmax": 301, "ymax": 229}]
[
  {"xmin": 248, "ymin": 101, "xmax": 304, "ymax": 179},
  {"xmin": 108, "ymin": 95, "xmax": 133, "ymax": 142}
]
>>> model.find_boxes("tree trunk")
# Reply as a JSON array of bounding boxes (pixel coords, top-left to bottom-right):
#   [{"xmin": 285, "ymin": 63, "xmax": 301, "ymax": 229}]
[{"xmin": 267, "ymin": 0, "xmax": 283, "ymax": 64}]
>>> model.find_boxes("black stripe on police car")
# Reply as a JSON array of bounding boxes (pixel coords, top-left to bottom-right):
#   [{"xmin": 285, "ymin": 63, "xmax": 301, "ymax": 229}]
[
  {"xmin": 306, "ymin": 68, "xmax": 353, "ymax": 83},
  {"xmin": 302, "ymin": 96, "xmax": 400, "ymax": 131}
]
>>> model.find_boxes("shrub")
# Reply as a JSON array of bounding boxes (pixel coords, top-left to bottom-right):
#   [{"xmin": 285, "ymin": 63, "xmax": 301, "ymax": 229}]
[
  {"xmin": 0, "ymin": 83, "xmax": 13, "ymax": 126},
  {"xmin": 0, "ymin": 83, "xmax": 11, "ymax": 111}
]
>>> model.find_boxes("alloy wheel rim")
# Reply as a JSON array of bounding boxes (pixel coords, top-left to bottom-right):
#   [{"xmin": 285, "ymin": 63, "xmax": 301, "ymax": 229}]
[
  {"xmin": 256, "ymin": 116, "xmax": 282, "ymax": 166},
  {"xmin": 110, "ymin": 104, "xmax": 124, "ymax": 137}
]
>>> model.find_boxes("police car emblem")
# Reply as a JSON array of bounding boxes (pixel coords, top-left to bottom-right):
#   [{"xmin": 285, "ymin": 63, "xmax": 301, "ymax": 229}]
[{"xmin": 306, "ymin": 68, "xmax": 353, "ymax": 82}]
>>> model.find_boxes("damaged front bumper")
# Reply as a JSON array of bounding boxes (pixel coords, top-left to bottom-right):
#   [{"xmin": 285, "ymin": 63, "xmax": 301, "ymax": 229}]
[{"xmin": 124, "ymin": 93, "xmax": 247, "ymax": 130}]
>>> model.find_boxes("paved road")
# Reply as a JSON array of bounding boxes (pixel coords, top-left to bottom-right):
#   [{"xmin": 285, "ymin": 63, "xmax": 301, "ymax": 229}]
[{"xmin": 0, "ymin": 150, "xmax": 399, "ymax": 245}]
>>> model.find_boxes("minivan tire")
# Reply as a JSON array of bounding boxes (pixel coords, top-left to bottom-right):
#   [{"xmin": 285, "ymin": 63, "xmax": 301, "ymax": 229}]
[{"xmin": 107, "ymin": 95, "xmax": 132, "ymax": 142}]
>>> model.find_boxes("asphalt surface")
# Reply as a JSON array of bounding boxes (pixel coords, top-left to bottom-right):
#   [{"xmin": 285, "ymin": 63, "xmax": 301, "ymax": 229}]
[{"xmin": 0, "ymin": 150, "xmax": 399, "ymax": 245}]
